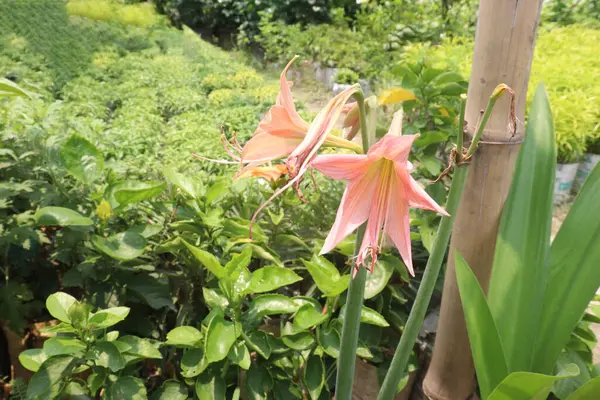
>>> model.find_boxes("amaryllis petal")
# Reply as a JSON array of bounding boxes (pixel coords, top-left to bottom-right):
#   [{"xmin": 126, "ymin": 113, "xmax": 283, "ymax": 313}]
[
  {"xmin": 287, "ymin": 85, "xmax": 359, "ymax": 179},
  {"xmin": 241, "ymin": 131, "xmax": 303, "ymax": 163},
  {"xmin": 403, "ymin": 170, "xmax": 450, "ymax": 216},
  {"xmin": 274, "ymin": 56, "xmax": 309, "ymax": 131},
  {"xmin": 321, "ymin": 171, "xmax": 379, "ymax": 255},
  {"xmin": 367, "ymin": 134, "xmax": 417, "ymax": 164},
  {"xmin": 311, "ymin": 153, "xmax": 369, "ymax": 180},
  {"xmin": 384, "ymin": 179, "xmax": 413, "ymax": 275},
  {"xmin": 236, "ymin": 164, "xmax": 288, "ymax": 182}
]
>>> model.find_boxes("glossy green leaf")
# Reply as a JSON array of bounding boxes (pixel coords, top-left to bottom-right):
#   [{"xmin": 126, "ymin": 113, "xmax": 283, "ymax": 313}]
[
  {"xmin": 181, "ymin": 348, "xmax": 208, "ymax": 378},
  {"xmin": 227, "ymin": 342, "xmax": 251, "ymax": 370},
  {"xmin": 364, "ymin": 255, "xmax": 396, "ymax": 299},
  {"xmin": 360, "ymin": 306, "xmax": 389, "ymax": 327},
  {"xmin": 118, "ymin": 335, "xmax": 162, "ymax": 359},
  {"xmin": 245, "ymin": 364, "xmax": 273, "ymax": 400},
  {"xmin": 432, "ymin": 71, "xmax": 465, "ymax": 86},
  {"xmin": 18, "ymin": 348, "xmax": 48, "ymax": 372},
  {"xmin": 248, "ymin": 266, "xmax": 302, "ymax": 294},
  {"xmin": 220, "ymin": 261, "xmax": 251, "ymax": 304},
  {"xmin": 92, "ymin": 232, "xmax": 146, "ymax": 261},
  {"xmin": 223, "ymin": 218, "xmax": 267, "ymax": 242},
  {"xmin": 35, "ymin": 207, "xmax": 93, "ymax": 227},
  {"xmin": 203, "ymin": 287, "xmax": 229, "ymax": 309},
  {"xmin": 60, "ymin": 135, "xmax": 104, "ymax": 184},
  {"xmin": 43, "ymin": 337, "xmax": 86, "ymax": 357},
  {"xmin": 88, "ymin": 307, "xmax": 130, "ymax": 329},
  {"xmin": 152, "ymin": 380, "xmax": 188, "ymax": 400},
  {"xmin": 88, "ymin": 370, "xmax": 106, "ymax": 396},
  {"xmin": 110, "ymin": 180, "xmax": 165, "ymax": 208},
  {"xmin": 128, "ymin": 224, "xmax": 162, "ymax": 238},
  {"xmin": 245, "ymin": 331, "xmax": 272, "ymax": 360},
  {"xmin": 26, "ymin": 355, "xmax": 77, "ymax": 399},
  {"xmin": 248, "ymin": 294, "xmax": 298, "ymax": 317},
  {"xmin": 163, "ymin": 168, "xmax": 201, "ymax": 199},
  {"xmin": 553, "ymin": 350, "xmax": 592, "ymax": 399},
  {"xmin": 106, "ymin": 376, "xmax": 147, "ymax": 400},
  {"xmin": 488, "ymin": 364, "xmax": 578, "ymax": 400},
  {"xmin": 281, "ymin": 322, "xmax": 315, "ymax": 351},
  {"xmin": 487, "ymin": 85, "xmax": 556, "ymax": 372},
  {"xmin": 248, "ymin": 243, "xmax": 282, "ymax": 266},
  {"xmin": 126, "ymin": 273, "xmax": 175, "ymax": 310},
  {"xmin": 317, "ymin": 324, "xmax": 341, "ymax": 358},
  {"xmin": 205, "ymin": 179, "xmax": 229, "ymax": 204},
  {"xmin": 182, "ymin": 240, "xmax": 225, "ymax": 279},
  {"xmin": 534, "ymin": 163, "xmax": 600, "ymax": 373},
  {"xmin": 90, "ymin": 341, "xmax": 125, "ymax": 372},
  {"xmin": 225, "ymin": 246, "xmax": 252, "ymax": 274},
  {"xmin": 294, "ymin": 303, "xmax": 328, "ymax": 330},
  {"xmin": 195, "ymin": 372, "xmax": 226, "ymax": 400},
  {"xmin": 439, "ymin": 82, "xmax": 466, "ymax": 96},
  {"xmin": 166, "ymin": 326, "xmax": 202, "ymax": 347},
  {"xmin": 205, "ymin": 314, "xmax": 238, "ymax": 363},
  {"xmin": 302, "ymin": 256, "xmax": 349, "ymax": 297},
  {"xmin": 304, "ymin": 355, "xmax": 325, "ymax": 400},
  {"xmin": 46, "ymin": 292, "xmax": 78, "ymax": 323},
  {"xmin": 455, "ymin": 252, "xmax": 509, "ymax": 400},
  {"xmin": 67, "ymin": 302, "xmax": 91, "ymax": 329},
  {"xmin": 63, "ymin": 380, "xmax": 89, "ymax": 396},
  {"xmin": 567, "ymin": 375, "xmax": 600, "ymax": 399}
]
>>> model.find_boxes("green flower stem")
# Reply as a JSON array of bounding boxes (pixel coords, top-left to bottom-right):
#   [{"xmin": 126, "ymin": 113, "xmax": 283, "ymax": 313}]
[
  {"xmin": 377, "ymin": 86, "xmax": 510, "ymax": 400},
  {"xmin": 466, "ymin": 84, "xmax": 511, "ymax": 158},
  {"xmin": 456, "ymin": 94, "xmax": 467, "ymax": 154},
  {"xmin": 335, "ymin": 89, "xmax": 372, "ymax": 400},
  {"xmin": 377, "ymin": 164, "xmax": 468, "ymax": 400}
]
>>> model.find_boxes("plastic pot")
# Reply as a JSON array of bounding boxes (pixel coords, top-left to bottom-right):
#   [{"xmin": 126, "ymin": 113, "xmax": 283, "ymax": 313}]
[
  {"xmin": 554, "ymin": 162, "xmax": 579, "ymax": 204},
  {"xmin": 572, "ymin": 153, "xmax": 600, "ymax": 192}
]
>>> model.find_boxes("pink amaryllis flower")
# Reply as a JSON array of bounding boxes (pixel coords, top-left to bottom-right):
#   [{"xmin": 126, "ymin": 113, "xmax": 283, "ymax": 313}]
[
  {"xmin": 240, "ymin": 56, "xmax": 361, "ymax": 168},
  {"xmin": 195, "ymin": 56, "xmax": 361, "ymax": 176},
  {"xmin": 312, "ymin": 125, "xmax": 449, "ymax": 276}
]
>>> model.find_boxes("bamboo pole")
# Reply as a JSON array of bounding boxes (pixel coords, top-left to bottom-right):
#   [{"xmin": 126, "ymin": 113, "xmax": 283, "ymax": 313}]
[{"xmin": 422, "ymin": 1, "xmax": 543, "ymax": 399}]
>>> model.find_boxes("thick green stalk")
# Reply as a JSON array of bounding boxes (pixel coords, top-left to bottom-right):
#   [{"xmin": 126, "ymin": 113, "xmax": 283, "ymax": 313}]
[
  {"xmin": 377, "ymin": 165, "xmax": 468, "ymax": 400},
  {"xmin": 335, "ymin": 227, "xmax": 368, "ymax": 400},
  {"xmin": 335, "ymin": 89, "xmax": 372, "ymax": 400}
]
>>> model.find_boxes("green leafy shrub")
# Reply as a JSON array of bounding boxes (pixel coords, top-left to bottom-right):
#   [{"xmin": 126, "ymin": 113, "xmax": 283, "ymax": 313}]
[
  {"xmin": 334, "ymin": 68, "xmax": 360, "ymax": 84},
  {"xmin": 67, "ymin": 0, "xmax": 166, "ymax": 27},
  {"xmin": 405, "ymin": 25, "xmax": 600, "ymax": 163}
]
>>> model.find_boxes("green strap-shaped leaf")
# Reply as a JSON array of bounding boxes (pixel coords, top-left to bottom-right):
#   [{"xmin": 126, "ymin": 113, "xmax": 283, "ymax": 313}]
[
  {"xmin": 566, "ymin": 375, "xmax": 600, "ymax": 399},
  {"xmin": 488, "ymin": 364, "xmax": 579, "ymax": 400},
  {"xmin": 0, "ymin": 78, "xmax": 30, "ymax": 98},
  {"xmin": 487, "ymin": 84, "xmax": 556, "ymax": 372},
  {"xmin": 455, "ymin": 252, "xmax": 509, "ymax": 400},
  {"xmin": 533, "ymin": 162, "xmax": 600, "ymax": 373}
]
